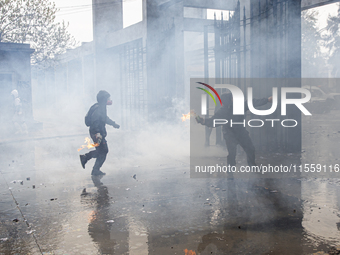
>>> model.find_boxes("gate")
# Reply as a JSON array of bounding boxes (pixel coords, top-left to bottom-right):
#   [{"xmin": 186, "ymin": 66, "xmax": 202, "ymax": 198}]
[
  {"xmin": 207, "ymin": 0, "xmax": 302, "ymax": 152},
  {"xmin": 119, "ymin": 38, "xmax": 147, "ymax": 129}
]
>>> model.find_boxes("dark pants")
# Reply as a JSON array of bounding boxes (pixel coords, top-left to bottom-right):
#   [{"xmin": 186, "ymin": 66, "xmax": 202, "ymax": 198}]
[
  {"xmin": 224, "ymin": 128, "xmax": 256, "ymax": 167},
  {"xmin": 84, "ymin": 134, "xmax": 109, "ymax": 172}
]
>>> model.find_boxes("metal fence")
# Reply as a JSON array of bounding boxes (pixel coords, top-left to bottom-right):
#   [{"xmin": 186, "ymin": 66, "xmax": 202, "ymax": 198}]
[
  {"xmin": 208, "ymin": 0, "xmax": 302, "ymax": 152},
  {"xmin": 119, "ymin": 39, "xmax": 147, "ymax": 129}
]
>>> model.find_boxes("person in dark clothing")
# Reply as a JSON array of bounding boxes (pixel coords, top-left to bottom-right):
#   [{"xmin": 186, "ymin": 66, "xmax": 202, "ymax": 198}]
[
  {"xmin": 80, "ymin": 90, "xmax": 120, "ymax": 176},
  {"xmin": 196, "ymin": 93, "xmax": 272, "ymax": 167}
]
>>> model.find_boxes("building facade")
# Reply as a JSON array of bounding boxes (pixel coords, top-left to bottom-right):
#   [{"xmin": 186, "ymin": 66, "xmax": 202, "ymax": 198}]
[{"xmin": 0, "ymin": 42, "xmax": 35, "ymax": 135}]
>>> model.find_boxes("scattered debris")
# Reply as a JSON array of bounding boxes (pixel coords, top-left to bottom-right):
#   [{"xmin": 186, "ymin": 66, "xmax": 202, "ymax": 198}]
[
  {"xmin": 81, "ymin": 188, "xmax": 88, "ymax": 196},
  {"xmin": 10, "ymin": 180, "xmax": 24, "ymax": 185},
  {"xmin": 328, "ymin": 246, "xmax": 340, "ymax": 255}
]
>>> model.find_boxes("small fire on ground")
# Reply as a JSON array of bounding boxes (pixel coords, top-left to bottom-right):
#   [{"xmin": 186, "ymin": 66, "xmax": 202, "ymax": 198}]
[
  {"xmin": 78, "ymin": 137, "xmax": 99, "ymax": 151},
  {"xmin": 184, "ymin": 249, "xmax": 196, "ymax": 255},
  {"xmin": 181, "ymin": 110, "xmax": 196, "ymax": 122}
]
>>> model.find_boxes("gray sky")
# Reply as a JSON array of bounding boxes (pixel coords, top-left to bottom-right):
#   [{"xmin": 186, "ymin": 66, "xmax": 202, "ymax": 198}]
[
  {"xmin": 53, "ymin": 0, "xmax": 143, "ymax": 43},
  {"xmin": 52, "ymin": 0, "xmax": 338, "ymax": 44},
  {"xmin": 314, "ymin": 2, "xmax": 338, "ymax": 28},
  {"xmin": 54, "ymin": 0, "xmax": 93, "ymax": 43}
]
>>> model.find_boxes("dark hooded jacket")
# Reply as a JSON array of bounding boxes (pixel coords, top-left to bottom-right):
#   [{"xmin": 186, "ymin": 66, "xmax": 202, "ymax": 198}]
[
  {"xmin": 204, "ymin": 93, "xmax": 268, "ymax": 134},
  {"xmin": 89, "ymin": 90, "xmax": 117, "ymax": 137}
]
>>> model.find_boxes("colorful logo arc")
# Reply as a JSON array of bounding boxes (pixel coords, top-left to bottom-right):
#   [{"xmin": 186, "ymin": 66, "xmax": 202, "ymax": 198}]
[{"xmin": 196, "ymin": 82, "xmax": 223, "ymax": 106}]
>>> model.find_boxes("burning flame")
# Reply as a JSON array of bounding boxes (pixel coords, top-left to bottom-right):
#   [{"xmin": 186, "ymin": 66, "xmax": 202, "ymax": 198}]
[
  {"xmin": 78, "ymin": 137, "xmax": 99, "ymax": 152},
  {"xmin": 181, "ymin": 112, "xmax": 191, "ymax": 122},
  {"xmin": 88, "ymin": 210, "xmax": 97, "ymax": 223},
  {"xmin": 181, "ymin": 110, "xmax": 197, "ymax": 122},
  {"xmin": 184, "ymin": 249, "xmax": 196, "ymax": 255}
]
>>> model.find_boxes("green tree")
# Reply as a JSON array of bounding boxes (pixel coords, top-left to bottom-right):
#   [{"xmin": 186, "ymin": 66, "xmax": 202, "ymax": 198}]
[
  {"xmin": 0, "ymin": 0, "xmax": 77, "ymax": 68},
  {"xmin": 301, "ymin": 9, "xmax": 327, "ymax": 78},
  {"xmin": 325, "ymin": 3, "xmax": 340, "ymax": 77}
]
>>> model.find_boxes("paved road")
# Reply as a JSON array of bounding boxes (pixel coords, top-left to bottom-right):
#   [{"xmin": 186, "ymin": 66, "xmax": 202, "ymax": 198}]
[{"xmin": 1, "ymin": 111, "xmax": 340, "ymax": 254}]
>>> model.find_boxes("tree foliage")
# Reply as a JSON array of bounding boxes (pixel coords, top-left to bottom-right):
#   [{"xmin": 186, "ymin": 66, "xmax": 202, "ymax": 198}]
[
  {"xmin": 301, "ymin": 9, "xmax": 327, "ymax": 78},
  {"xmin": 0, "ymin": 0, "xmax": 77, "ymax": 68},
  {"xmin": 325, "ymin": 3, "xmax": 340, "ymax": 77}
]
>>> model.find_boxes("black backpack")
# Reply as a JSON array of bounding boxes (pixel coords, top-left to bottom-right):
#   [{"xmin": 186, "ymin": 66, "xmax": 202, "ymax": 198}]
[{"xmin": 85, "ymin": 104, "xmax": 98, "ymax": 127}]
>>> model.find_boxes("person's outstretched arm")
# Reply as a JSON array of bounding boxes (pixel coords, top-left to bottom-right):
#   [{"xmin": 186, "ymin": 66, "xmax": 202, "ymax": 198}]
[
  {"xmin": 196, "ymin": 107, "xmax": 228, "ymax": 128},
  {"xmin": 106, "ymin": 117, "xmax": 120, "ymax": 129}
]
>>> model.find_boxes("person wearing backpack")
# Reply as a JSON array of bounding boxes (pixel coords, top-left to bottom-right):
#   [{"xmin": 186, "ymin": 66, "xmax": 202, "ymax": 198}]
[{"xmin": 80, "ymin": 90, "xmax": 120, "ymax": 176}]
